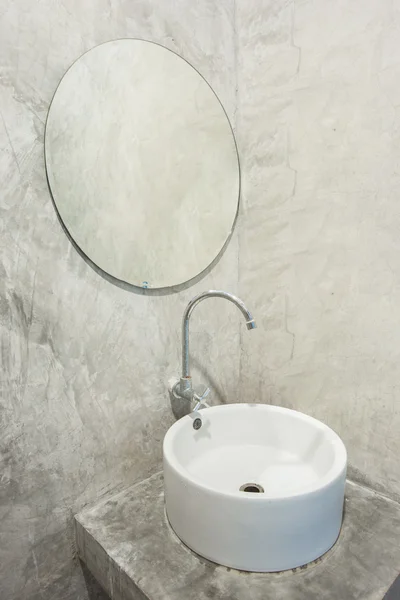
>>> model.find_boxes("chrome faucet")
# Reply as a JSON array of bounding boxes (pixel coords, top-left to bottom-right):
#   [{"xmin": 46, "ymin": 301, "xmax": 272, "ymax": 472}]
[{"xmin": 172, "ymin": 290, "xmax": 256, "ymax": 411}]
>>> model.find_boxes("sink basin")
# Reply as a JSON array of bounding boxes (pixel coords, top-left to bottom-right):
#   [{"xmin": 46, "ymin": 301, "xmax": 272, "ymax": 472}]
[{"xmin": 163, "ymin": 403, "xmax": 347, "ymax": 572}]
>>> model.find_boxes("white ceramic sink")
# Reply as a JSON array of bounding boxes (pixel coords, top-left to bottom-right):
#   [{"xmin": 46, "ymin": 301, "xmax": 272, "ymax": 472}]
[{"xmin": 163, "ymin": 403, "xmax": 347, "ymax": 572}]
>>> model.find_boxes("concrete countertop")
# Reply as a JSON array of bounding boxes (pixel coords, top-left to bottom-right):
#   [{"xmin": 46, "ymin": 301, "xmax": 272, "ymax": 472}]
[{"xmin": 75, "ymin": 472, "xmax": 400, "ymax": 600}]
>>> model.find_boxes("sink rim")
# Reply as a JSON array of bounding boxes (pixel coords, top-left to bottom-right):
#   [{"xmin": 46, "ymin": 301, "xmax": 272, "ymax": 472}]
[{"xmin": 163, "ymin": 403, "xmax": 347, "ymax": 501}]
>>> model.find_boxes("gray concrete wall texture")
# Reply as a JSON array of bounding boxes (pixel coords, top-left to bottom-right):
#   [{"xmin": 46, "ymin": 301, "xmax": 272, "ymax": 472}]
[{"xmin": 0, "ymin": 1, "xmax": 239, "ymax": 598}]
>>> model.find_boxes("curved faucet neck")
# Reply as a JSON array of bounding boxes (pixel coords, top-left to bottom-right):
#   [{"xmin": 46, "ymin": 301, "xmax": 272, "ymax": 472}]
[{"xmin": 181, "ymin": 290, "xmax": 256, "ymax": 378}]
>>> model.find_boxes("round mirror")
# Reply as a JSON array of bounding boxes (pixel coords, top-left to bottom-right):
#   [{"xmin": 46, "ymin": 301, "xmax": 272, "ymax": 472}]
[{"xmin": 45, "ymin": 39, "xmax": 240, "ymax": 289}]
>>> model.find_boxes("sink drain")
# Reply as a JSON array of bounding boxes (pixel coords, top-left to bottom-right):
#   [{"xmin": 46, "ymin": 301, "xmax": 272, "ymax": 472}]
[{"xmin": 239, "ymin": 483, "xmax": 264, "ymax": 493}]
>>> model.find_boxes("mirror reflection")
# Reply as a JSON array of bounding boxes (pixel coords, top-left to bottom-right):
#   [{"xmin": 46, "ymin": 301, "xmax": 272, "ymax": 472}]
[{"xmin": 45, "ymin": 39, "xmax": 240, "ymax": 289}]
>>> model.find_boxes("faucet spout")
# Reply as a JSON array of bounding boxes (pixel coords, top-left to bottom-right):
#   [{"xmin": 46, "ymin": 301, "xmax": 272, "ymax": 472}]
[{"xmin": 181, "ymin": 290, "xmax": 256, "ymax": 380}]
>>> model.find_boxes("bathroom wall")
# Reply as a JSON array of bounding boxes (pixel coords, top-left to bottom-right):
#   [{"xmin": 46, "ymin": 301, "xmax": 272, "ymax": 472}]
[
  {"xmin": 0, "ymin": 1, "xmax": 238, "ymax": 598},
  {"xmin": 237, "ymin": 0, "xmax": 400, "ymax": 501}
]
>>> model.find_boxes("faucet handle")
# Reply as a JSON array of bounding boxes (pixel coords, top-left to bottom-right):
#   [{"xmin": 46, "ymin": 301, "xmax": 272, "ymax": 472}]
[
  {"xmin": 193, "ymin": 385, "xmax": 210, "ymax": 401},
  {"xmin": 193, "ymin": 386, "xmax": 210, "ymax": 411}
]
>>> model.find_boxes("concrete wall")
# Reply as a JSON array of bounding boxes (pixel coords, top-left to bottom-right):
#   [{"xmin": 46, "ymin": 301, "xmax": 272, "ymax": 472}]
[
  {"xmin": 237, "ymin": 0, "xmax": 400, "ymax": 501},
  {"xmin": 0, "ymin": 2, "xmax": 238, "ymax": 598}
]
